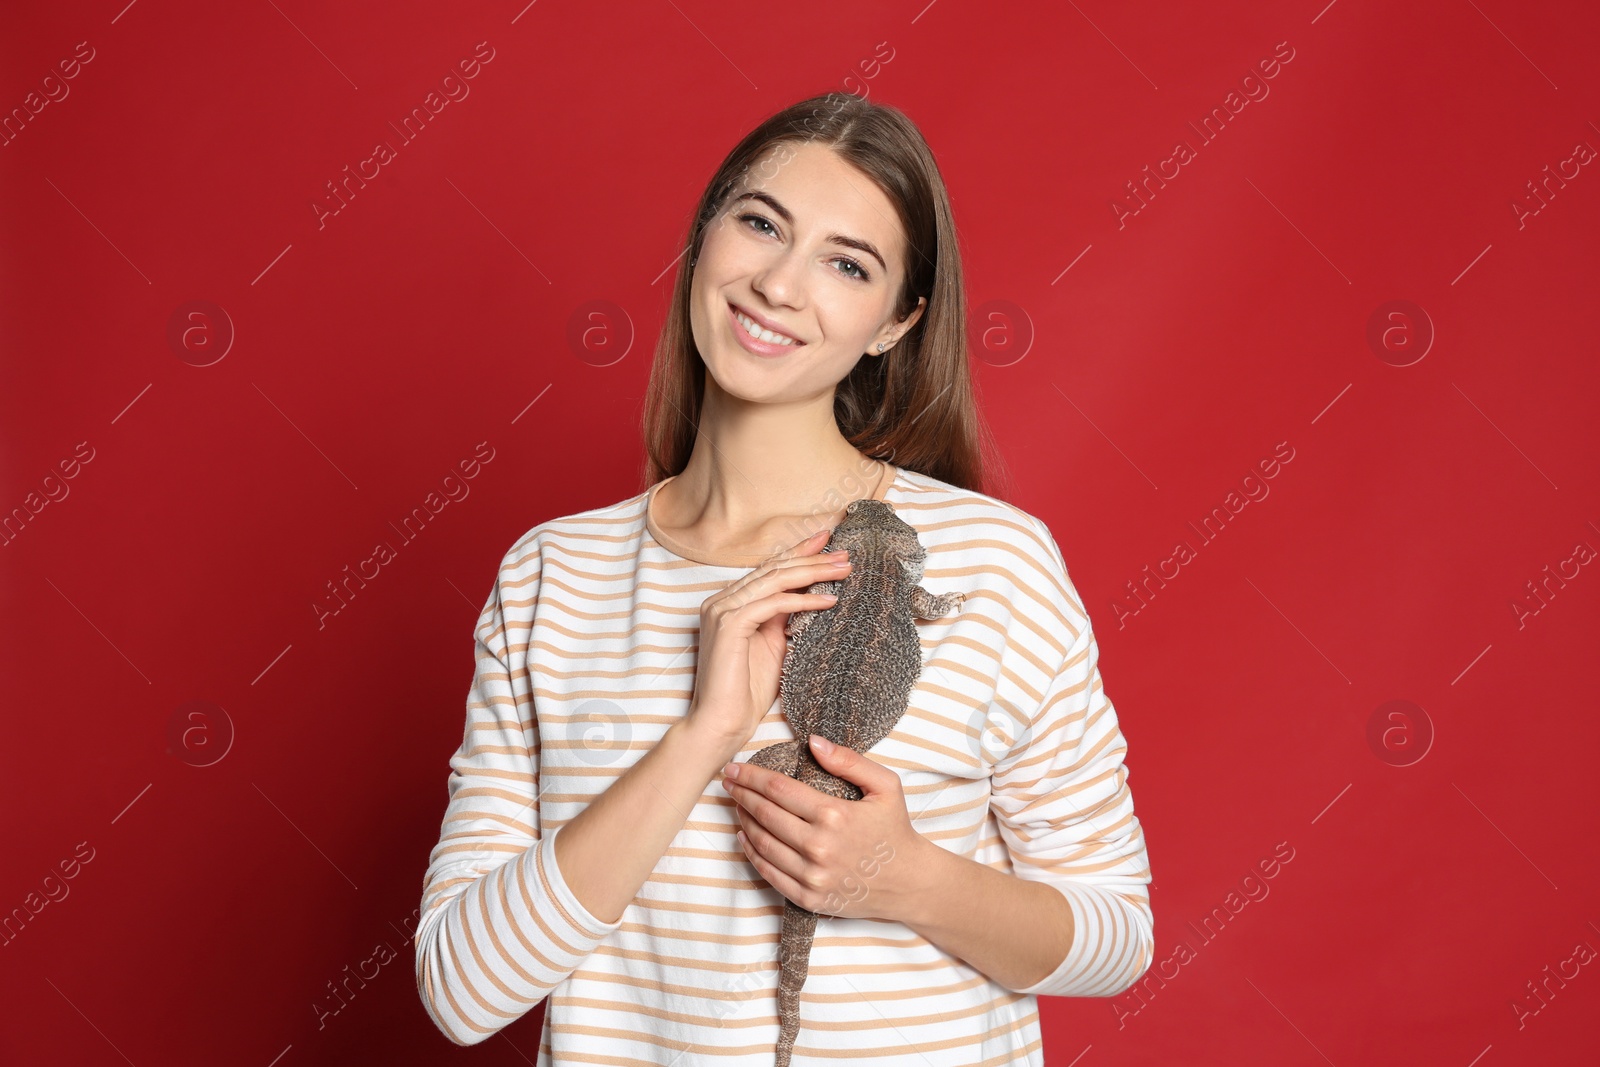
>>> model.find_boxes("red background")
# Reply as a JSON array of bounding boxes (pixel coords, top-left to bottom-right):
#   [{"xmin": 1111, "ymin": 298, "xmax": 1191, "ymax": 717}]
[{"xmin": 3, "ymin": 1, "xmax": 1597, "ymax": 1064}]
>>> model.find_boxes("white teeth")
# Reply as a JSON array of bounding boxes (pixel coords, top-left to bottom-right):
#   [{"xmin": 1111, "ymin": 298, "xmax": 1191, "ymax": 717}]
[{"xmin": 735, "ymin": 309, "xmax": 799, "ymax": 346}]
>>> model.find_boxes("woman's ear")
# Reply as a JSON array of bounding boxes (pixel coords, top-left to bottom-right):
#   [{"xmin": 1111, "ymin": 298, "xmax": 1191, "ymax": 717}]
[
  {"xmin": 900, "ymin": 295, "xmax": 927, "ymax": 335},
  {"xmin": 878, "ymin": 296, "xmax": 927, "ymax": 353}
]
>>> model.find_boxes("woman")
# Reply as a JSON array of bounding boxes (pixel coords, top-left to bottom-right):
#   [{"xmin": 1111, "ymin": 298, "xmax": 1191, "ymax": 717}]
[{"xmin": 415, "ymin": 91, "xmax": 1154, "ymax": 1065}]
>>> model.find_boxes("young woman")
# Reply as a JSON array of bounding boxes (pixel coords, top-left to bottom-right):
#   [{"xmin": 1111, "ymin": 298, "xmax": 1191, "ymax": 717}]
[{"xmin": 415, "ymin": 91, "xmax": 1154, "ymax": 1065}]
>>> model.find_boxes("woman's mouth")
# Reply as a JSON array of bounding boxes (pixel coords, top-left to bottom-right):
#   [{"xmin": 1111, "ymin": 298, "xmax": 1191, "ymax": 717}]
[{"xmin": 729, "ymin": 303, "xmax": 805, "ymax": 357}]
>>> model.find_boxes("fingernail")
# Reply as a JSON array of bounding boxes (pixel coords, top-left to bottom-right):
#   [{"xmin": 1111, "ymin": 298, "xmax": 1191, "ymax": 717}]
[
  {"xmin": 722, "ymin": 762, "xmax": 739, "ymax": 778},
  {"xmin": 810, "ymin": 734, "xmax": 833, "ymax": 753}
]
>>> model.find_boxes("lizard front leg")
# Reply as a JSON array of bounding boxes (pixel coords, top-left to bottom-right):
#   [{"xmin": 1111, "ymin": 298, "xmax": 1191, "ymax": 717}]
[{"xmin": 911, "ymin": 586, "xmax": 965, "ymax": 620}]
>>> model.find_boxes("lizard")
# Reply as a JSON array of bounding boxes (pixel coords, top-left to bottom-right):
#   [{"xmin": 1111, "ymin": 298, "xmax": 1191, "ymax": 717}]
[{"xmin": 739, "ymin": 496, "xmax": 966, "ymax": 1067}]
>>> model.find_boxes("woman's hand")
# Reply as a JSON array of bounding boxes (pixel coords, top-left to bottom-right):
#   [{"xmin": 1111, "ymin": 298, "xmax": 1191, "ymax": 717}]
[
  {"xmin": 722, "ymin": 734, "xmax": 930, "ymax": 923},
  {"xmin": 683, "ymin": 529, "xmax": 852, "ymax": 762}
]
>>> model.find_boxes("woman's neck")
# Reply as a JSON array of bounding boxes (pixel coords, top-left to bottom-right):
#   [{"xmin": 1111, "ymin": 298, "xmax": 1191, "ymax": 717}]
[{"xmin": 652, "ymin": 391, "xmax": 890, "ymax": 560}]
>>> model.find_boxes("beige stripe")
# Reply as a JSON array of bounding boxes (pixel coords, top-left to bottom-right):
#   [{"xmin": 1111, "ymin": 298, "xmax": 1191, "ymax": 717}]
[
  {"xmin": 554, "ymin": 967, "xmax": 998, "ymax": 1005},
  {"xmin": 528, "ymin": 1035, "xmax": 1043, "ymax": 1067},
  {"xmin": 539, "ymin": 1017, "xmax": 1041, "ymax": 1060},
  {"xmin": 550, "ymin": 975, "xmax": 1022, "ymax": 1031}
]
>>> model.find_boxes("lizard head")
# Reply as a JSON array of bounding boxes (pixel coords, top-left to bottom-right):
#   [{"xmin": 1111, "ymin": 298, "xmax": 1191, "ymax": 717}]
[{"xmin": 838, "ymin": 498, "xmax": 927, "ymax": 579}]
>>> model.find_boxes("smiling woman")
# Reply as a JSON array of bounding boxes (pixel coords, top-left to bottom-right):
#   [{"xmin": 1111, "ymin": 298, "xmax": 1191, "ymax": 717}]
[{"xmin": 414, "ymin": 90, "xmax": 1154, "ymax": 1065}]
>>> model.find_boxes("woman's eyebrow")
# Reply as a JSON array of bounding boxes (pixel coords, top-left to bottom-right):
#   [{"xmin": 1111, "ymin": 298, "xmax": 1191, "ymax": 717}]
[{"xmin": 730, "ymin": 191, "xmax": 887, "ymax": 274}]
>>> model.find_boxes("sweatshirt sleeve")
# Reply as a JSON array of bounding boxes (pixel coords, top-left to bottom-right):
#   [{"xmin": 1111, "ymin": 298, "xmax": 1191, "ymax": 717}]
[
  {"xmin": 413, "ymin": 545, "xmax": 625, "ymax": 1046},
  {"xmin": 988, "ymin": 518, "xmax": 1155, "ymax": 998}
]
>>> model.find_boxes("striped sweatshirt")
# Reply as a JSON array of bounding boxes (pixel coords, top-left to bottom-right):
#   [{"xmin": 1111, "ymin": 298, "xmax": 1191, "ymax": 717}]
[{"xmin": 414, "ymin": 462, "xmax": 1154, "ymax": 1064}]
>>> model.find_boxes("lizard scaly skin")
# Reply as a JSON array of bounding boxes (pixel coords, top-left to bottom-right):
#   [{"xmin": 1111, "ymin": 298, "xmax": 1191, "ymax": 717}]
[{"xmin": 741, "ymin": 497, "xmax": 965, "ymax": 1067}]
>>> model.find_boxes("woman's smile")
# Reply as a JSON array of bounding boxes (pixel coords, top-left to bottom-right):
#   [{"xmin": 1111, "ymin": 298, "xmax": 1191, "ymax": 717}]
[{"xmin": 728, "ymin": 301, "xmax": 807, "ymax": 357}]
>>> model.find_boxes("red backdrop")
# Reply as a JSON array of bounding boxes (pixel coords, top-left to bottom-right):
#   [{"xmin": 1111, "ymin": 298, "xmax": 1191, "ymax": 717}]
[{"xmin": 3, "ymin": 1, "xmax": 1597, "ymax": 1064}]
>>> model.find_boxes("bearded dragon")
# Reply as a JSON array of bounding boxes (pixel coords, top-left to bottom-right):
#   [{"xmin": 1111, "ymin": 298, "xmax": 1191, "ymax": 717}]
[{"xmin": 741, "ymin": 497, "xmax": 966, "ymax": 1067}]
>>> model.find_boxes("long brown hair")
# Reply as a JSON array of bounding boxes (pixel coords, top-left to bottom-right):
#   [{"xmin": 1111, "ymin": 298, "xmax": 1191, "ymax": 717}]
[{"xmin": 639, "ymin": 91, "xmax": 1008, "ymax": 497}]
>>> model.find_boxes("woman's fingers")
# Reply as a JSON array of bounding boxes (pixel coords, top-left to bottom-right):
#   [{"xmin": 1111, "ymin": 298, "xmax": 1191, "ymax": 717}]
[
  {"xmin": 710, "ymin": 531, "xmax": 849, "ymax": 613},
  {"xmin": 683, "ymin": 527, "xmax": 848, "ymax": 754}
]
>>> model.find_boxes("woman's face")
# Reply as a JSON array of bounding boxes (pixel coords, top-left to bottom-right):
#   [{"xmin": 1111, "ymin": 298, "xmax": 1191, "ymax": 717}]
[{"xmin": 689, "ymin": 141, "xmax": 926, "ymax": 406}]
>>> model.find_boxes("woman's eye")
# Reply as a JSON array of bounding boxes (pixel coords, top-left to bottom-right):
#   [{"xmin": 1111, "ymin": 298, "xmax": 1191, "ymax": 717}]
[
  {"xmin": 833, "ymin": 258, "xmax": 869, "ymax": 281},
  {"xmin": 739, "ymin": 213, "xmax": 777, "ymax": 237}
]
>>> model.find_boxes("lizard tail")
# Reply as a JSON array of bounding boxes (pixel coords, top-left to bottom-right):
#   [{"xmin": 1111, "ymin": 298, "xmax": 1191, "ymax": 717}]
[{"xmin": 774, "ymin": 898, "xmax": 818, "ymax": 1067}]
